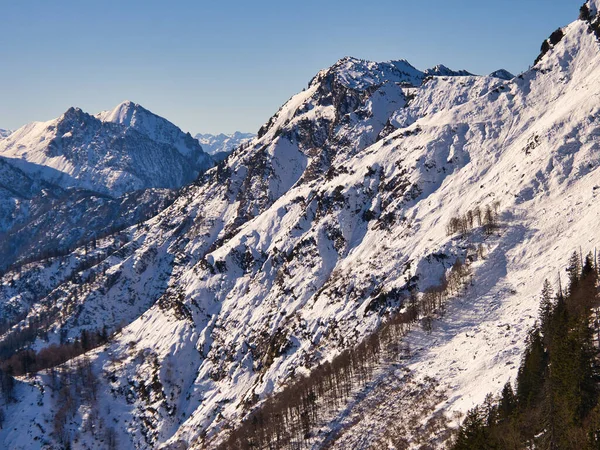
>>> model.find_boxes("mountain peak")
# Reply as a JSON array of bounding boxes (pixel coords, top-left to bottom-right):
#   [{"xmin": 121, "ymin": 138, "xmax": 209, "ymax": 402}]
[
  {"xmin": 60, "ymin": 106, "xmax": 87, "ymax": 121},
  {"xmin": 0, "ymin": 102, "xmax": 213, "ymax": 196},
  {"xmin": 424, "ymin": 64, "xmax": 474, "ymax": 77},
  {"xmin": 489, "ymin": 69, "xmax": 514, "ymax": 80},
  {"xmin": 95, "ymin": 101, "xmax": 209, "ymax": 159},
  {"xmin": 98, "ymin": 100, "xmax": 151, "ymax": 127},
  {"xmin": 195, "ymin": 131, "xmax": 255, "ymax": 155},
  {"xmin": 315, "ymin": 56, "xmax": 424, "ymax": 90}
]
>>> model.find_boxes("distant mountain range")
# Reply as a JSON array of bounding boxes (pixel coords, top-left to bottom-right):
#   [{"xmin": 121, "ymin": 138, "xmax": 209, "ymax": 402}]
[{"xmin": 195, "ymin": 131, "xmax": 255, "ymax": 157}]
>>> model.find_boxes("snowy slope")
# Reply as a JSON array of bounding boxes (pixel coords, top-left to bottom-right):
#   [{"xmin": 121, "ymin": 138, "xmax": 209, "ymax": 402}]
[
  {"xmin": 0, "ymin": 129, "xmax": 11, "ymax": 139},
  {"xmin": 1, "ymin": 3, "xmax": 599, "ymax": 449},
  {"xmin": 0, "ymin": 157, "xmax": 59, "ymax": 233},
  {"xmin": 0, "ymin": 102, "xmax": 213, "ymax": 196}
]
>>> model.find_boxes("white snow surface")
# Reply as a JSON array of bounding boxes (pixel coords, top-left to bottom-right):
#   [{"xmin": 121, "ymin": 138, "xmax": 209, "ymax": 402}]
[{"xmin": 1, "ymin": 7, "xmax": 600, "ymax": 450}]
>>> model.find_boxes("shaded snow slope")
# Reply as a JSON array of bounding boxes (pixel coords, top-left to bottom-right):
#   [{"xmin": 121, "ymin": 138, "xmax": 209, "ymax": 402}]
[{"xmin": 1, "ymin": 6, "xmax": 600, "ymax": 450}]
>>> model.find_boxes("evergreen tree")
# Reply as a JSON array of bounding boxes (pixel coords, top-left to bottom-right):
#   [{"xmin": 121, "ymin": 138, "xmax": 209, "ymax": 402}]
[
  {"xmin": 516, "ymin": 327, "xmax": 547, "ymax": 408},
  {"xmin": 498, "ymin": 382, "xmax": 516, "ymax": 421},
  {"xmin": 539, "ymin": 279, "xmax": 554, "ymax": 339},
  {"xmin": 567, "ymin": 250, "xmax": 582, "ymax": 295},
  {"xmin": 454, "ymin": 407, "xmax": 498, "ymax": 450},
  {"xmin": 453, "ymin": 250, "xmax": 600, "ymax": 450}
]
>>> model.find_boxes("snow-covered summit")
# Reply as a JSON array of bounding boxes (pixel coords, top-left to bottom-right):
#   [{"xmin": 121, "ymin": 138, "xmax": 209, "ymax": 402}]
[
  {"xmin": 96, "ymin": 99, "xmax": 139, "ymax": 124},
  {"xmin": 97, "ymin": 100, "xmax": 208, "ymax": 162},
  {"xmin": 310, "ymin": 57, "xmax": 481, "ymax": 93},
  {"xmin": 0, "ymin": 102, "xmax": 213, "ymax": 196},
  {"xmin": 311, "ymin": 56, "xmax": 426, "ymax": 90}
]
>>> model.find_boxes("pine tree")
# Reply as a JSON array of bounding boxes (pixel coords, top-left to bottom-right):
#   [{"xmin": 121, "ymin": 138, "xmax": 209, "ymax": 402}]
[
  {"xmin": 567, "ymin": 250, "xmax": 582, "ymax": 295},
  {"xmin": 454, "ymin": 407, "xmax": 498, "ymax": 449},
  {"xmin": 516, "ymin": 327, "xmax": 546, "ymax": 408},
  {"xmin": 498, "ymin": 382, "xmax": 516, "ymax": 421},
  {"xmin": 539, "ymin": 279, "xmax": 554, "ymax": 339}
]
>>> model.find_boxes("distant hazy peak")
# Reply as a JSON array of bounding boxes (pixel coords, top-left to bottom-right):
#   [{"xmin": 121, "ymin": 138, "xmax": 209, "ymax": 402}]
[
  {"xmin": 195, "ymin": 131, "xmax": 255, "ymax": 155},
  {"xmin": 196, "ymin": 131, "xmax": 255, "ymax": 140}
]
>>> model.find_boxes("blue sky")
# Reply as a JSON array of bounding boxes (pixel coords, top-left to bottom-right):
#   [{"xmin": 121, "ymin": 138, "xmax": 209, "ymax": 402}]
[{"xmin": 0, "ymin": 0, "xmax": 583, "ymax": 134}]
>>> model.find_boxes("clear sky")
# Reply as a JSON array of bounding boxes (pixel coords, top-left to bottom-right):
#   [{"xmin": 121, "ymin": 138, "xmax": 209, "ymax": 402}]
[{"xmin": 0, "ymin": 0, "xmax": 583, "ymax": 135}]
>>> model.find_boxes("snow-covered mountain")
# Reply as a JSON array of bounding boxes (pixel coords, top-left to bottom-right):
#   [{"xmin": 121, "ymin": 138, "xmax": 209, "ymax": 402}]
[
  {"xmin": 0, "ymin": 101, "xmax": 213, "ymax": 197},
  {"xmin": 0, "ymin": 102, "xmax": 215, "ymax": 272},
  {"xmin": 195, "ymin": 132, "xmax": 255, "ymax": 156},
  {"xmin": 0, "ymin": 129, "xmax": 11, "ymax": 139},
  {"xmin": 2, "ymin": 2, "xmax": 600, "ymax": 449}
]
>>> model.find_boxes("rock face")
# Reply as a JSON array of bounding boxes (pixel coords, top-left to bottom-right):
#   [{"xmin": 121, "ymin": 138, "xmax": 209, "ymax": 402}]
[{"xmin": 1, "ymin": 3, "xmax": 600, "ymax": 449}]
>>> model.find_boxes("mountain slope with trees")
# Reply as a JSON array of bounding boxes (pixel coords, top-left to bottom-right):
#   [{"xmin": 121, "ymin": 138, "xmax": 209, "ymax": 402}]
[
  {"xmin": 2, "ymin": 2, "xmax": 600, "ymax": 449},
  {"xmin": 453, "ymin": 251, "xmax": 600, "ymax": 449}
]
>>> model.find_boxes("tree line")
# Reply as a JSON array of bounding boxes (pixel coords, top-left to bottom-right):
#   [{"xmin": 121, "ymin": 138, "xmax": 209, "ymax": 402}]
[
  {"xmin": 446, "ymin": 202, "xmax": 500, "ymax": 237},
  {"xmin": 212, "ymin": 258, "xmax": 474, "ymax": 450},
  {"xmin": 452, "ymin": 250, "xmax": 600, "ymax": 449},
  {"xmin": 50, "ymin": 355, "xmax": 118, "ymax": 449},
  {"xmin": 0, "ymin": 327, "xmax": 111, "ymax": 378}
]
